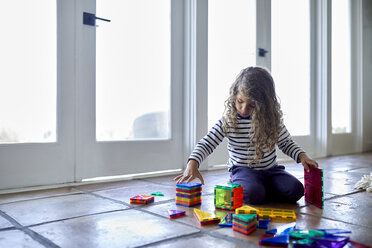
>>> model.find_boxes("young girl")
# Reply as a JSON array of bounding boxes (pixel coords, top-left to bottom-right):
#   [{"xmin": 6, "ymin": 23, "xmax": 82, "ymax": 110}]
[{"xmin": 174, "ymin": 66, "xmax": 318, "ymax": 204}]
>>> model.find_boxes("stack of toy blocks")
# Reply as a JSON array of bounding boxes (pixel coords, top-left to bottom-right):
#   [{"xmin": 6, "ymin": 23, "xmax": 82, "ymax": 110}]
[
  {"xmin": 130, "ymin": 195, "xmax": 154, "ymax": 205},
  {"xmin": 193, "ymin": 208, "xmax": 221, "ymax": 225},
  {"xmin": 232, "ymin": 214, "xmax": 257, "ymax": 235},
  {"xmin": 304, "ymin": 166, "xmax": 324, "ymax": 209},
  {"xmin": 214, "ymin": 183, "xmax": 243, "ymax": 210},
  {"xmin": 175, "ymin": 182, "xmax": 202, "ymax": 207}
]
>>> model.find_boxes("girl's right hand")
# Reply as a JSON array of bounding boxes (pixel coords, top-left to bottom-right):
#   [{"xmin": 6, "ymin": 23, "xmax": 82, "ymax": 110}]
[{"xmin": 173, "ymin": 160, "xmax": 205, "ymax": 185}]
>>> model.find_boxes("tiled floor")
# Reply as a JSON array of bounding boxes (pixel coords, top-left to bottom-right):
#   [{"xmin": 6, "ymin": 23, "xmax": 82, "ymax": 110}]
[{"xmin": 0, "ymin": 153, "xmax": 371, "ymax": 248}]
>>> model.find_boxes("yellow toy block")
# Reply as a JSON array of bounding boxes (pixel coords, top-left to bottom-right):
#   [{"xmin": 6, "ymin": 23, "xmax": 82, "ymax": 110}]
[
  {"xmin": 193, "ymin": 208, "xmax": 220, "ymax": 223},
  {"xmin": 235, "ymin": 205, "xmax": 259, "ymax": 215},
  {"xmin": 235, "ymin": 206, "xmax": 296, "ymax": 221},
  {"xmin": 256, "ymin": 208, "xmax": 296, "ymax": 221}
]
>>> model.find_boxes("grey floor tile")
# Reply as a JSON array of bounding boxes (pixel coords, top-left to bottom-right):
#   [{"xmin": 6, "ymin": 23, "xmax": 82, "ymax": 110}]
[
  {"xmin": 0, "ymin": 215, "xmax": 13, "ymax": 229},
  {"xmin": 31, "ymin": 209, "xmax": 200, "ymax": 248},
  {"xmin": 0, "ymin": 193, "xmax": 128, "ymax": 226},
  {"xmin": 150, "ymin": 233, "xmax": 249, "ymax": 248},
  {"xmin": 295, "ymin": 213, "xmax": 372, "ymax": 246},
  {"xmin": 0, "ymin": 187, "xmax": 80, "ymax": 204},
  {"xmin": 300, "ymin": 192, "xmax": 372, "ymax": 228},
  {"xmin": 0, "ymin": 229, "xmax": 45, "ymax": 248},
  {"xmin": 143, "ymin": 194, "xmax": 224, "ymax": 231}
]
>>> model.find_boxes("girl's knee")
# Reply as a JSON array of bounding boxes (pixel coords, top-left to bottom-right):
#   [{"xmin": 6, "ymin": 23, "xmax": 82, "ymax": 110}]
[
  {"xmin": 243, "ymin": 185, "xmax": 265, "ymax": 204},
  {"xmin": 287, "ymin": 181, "xmax": 305, "ymax": 202}
]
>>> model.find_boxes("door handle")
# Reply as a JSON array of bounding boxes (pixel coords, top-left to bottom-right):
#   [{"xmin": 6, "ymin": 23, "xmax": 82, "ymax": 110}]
[{"xmin": 83, "ymin": 12, "xmax": 111, "ymax": 26}]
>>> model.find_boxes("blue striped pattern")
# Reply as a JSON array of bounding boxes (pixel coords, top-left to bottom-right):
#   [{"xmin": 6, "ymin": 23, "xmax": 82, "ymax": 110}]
[{"xmin": 189, "ymin": 116, "xmax": 304, "ymax": 170}]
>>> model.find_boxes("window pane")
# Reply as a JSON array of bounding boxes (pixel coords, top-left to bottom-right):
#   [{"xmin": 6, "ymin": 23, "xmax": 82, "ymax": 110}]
[
  {"xmin": 208, "ymin": 0, "xmax": 256, "ymax": 128},
  {"xmin": 96, "ymin": 0, "xmax": 170, "ymax": 141},
  {"xmin": 272, "ymin": 0, "xmax": 310, "ymax": 136},
  {"xmin": 0, "ymin": 1, "xmax": 56, "ymax": 144},
  {"xmin": 332, "ymin": 0, "xmax": 351, "ymax": 133}
]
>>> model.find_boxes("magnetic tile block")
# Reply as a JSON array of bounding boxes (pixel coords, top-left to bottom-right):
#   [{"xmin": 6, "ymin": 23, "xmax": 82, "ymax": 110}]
[
  {"xmin": 176, "ymin": 182, "xmax": 202, "ymax": 191},
  {"xmin": 266, "ymin": 222, "xmax": 296, "ymax": 235},
  {"xmin": 193, "ymin": 208, "xmax": 220, "ymax": 226},
  {"xmin": 256, "ymin": 207, "xmax": 296, "ymax": 221},
  {"xmin": 219, "ymin": 213, "xmax": 233, "ymax": 227},
  {"xmin": 175, "ymin": 201, "xmax": 202, "ymax": 207},
  {"xmin": 260, "ymin": 234, "xmax": 289, "ymax": 246},
  {"xmin": 304, "ymin": 166, "xmax": 324, "ymax": 209},
  {"xmin": 232, "ymin": 214, "xmax": 257, "ymax": 224},
  {"xmin": 176, "ymin": 183, "xmax": 202, "ymax": 207},
  {"xmin": 130, "ymin": 195, "xmax": 154, "ymax": 205},
  {"xmin": 151, "ymin": 191, "xmax": 164, "ymax": 196},
  {"xmin": 175, "ymin": 193, "xmax": 202, "ymax": 198},
  {"xmin": 232, "ymin": 222, "xmax": 257, "ymax": 235},
  {"xmin": 214, "ymin": 183, "xmax": 243, "ymax": 210},
  {"xmin": 168, "ymin": 210, "xmax": 186, "ymax": 219},
  {"xmin": 257, "ymin": 219, "xmax": 271, "ymax": 229},
  {"xmin": 235, "ymin": 205, "xmax": 259, "ymax": 215}
]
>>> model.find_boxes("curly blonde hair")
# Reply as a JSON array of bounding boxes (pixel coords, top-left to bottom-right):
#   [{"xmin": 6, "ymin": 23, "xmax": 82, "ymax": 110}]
[{"xmin": 223, "ymin": 67, "xmax": 283, "ymax": 166}]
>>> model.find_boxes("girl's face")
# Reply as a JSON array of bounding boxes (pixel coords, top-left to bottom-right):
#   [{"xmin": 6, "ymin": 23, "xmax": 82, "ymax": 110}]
[{"xmin": 235, "ymin": 92, "xmax": 256, "ymax": 117}]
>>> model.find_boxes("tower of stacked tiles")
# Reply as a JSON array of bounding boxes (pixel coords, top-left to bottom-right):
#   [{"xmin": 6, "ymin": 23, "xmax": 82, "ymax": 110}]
[
  {"xmin": 232, "ymin": 214, "xmax": 257, "ymax": 235},
  {"xmin": 214, "ymin": 183, "xmax": 243, "ymax": 210},
  {"xmin": 175, "ymin": 182, "xmax": 202, "ymax": 207}
]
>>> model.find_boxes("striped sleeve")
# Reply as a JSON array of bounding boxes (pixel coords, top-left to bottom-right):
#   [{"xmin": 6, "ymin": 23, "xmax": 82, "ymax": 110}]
[
  {"xmin": 188, "ymin": 119, "xmax": 226, "ymax": 167},
  {"xmin": 277, "ymin": 123, "xmax": 305, "ymax": 163}
]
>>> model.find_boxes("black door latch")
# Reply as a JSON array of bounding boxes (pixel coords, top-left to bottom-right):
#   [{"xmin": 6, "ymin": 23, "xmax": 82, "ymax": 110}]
[{"xmin": 83, "ymin": 12, "xmax": 111, "ymax": 26}]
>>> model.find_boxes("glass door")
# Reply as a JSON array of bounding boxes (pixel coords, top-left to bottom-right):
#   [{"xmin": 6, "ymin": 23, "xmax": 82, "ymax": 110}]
[
  {"xmin": 271, "ymin": 0, "xmax": 315, "ymax": 158},
  {"xmin": 330, "ymin": 0, "xmax": 361, "ymax": 155},
  {"xmin": 75, "ymin": 0, "xmax": 184, "ymax": 180},
  {"xmin": 207, "ymin": 0, "xmax": 256, "ymax": 168},
  {"xmin": 0, "ymin": 0, "xmax": 75, "ymax": 190}
]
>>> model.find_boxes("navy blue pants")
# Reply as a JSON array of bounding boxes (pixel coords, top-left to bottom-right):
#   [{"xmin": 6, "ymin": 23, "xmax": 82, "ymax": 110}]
[{"xmin": 230, "ymin": 165, "xmax": 304, "ymax": 204}]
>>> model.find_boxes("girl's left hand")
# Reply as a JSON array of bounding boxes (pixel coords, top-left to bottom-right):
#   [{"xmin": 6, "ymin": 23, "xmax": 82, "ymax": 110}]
[{"xmin": 299, "ymin": 152, "xmax": 319, "ymax": 172}]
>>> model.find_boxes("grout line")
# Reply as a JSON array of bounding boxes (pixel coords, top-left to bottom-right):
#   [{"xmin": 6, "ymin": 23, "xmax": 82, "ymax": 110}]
[
  {"xmin": 0, "ymin": 192, "xmax": 84, "ymax": 206},
  {"xmin": 26, "ymin": 209, "xmax": 127, "ymax": 228},
  {"xmin": 0, "ymin": 210, "xmax": 61, "ymax": 248},
  {"xmin": 137, "ymin": 232, "xmax": 203, "ymax": 248}
]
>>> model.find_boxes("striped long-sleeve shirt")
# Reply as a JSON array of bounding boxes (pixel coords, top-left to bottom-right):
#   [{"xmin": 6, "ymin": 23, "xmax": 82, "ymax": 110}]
[{"xmin": 189, "ymin": 115, "xmax": 305, "ymax": 170}]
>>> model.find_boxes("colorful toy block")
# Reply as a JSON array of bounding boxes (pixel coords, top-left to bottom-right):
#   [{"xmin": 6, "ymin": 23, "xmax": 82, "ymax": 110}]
[
  {"xmin": 151, "ymin": 191, "xmax": 164, "ymax": 196},
  {"xmin": 304, "ymin": 166, "xmax": 324, "ymax": 209},
  {"xmin": 257, "ymin": 219, "xmax": 271, "ymax": 229},
  {"xmin": 260, "ymin": 234, "xmax": 289, "ymax": 246},
  {"xmin": 130, "ymin": 195, "xmax": 154, "ymax": 204},
  {"xmin": 256, "ymin": 207, "xmax": 296, "ymax": 221},
  {"xmin": 168, "ymin": 210, "xmax": 186, "ymax": 219},
  {"xmin": 193, "ymin": 208, "xmax": 220, "ymax": 225},
  {"xmin": 176, "ymin": 182, "xmax": 202, "ymax": 207},
  {"xmin": 235, "ymin": 205, "xmax": 259, "ymax": 215},
  {"xmin": 266, "ymin": 222, "xmax": 296, "ymax": 235},
  {"xmin": 232, "ymin": 214, "xmax": 257, "ymax": 235},
  {"xmin": 214, "ymin": 183, "xmax": 243, "ymax": 210},
  {"xmin": 218, "ymin": 212, "xmax": 233, "ymax": 227},
  {"xmin": 235, "ymin": 205, "xmax": 296, "ymax": 221}
]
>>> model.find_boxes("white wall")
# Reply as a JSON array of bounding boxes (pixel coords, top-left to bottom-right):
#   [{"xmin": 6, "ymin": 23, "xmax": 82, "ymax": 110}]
[{"xmin": 363, "ymin": 0, "xmax": 372, "ymax": 152}]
